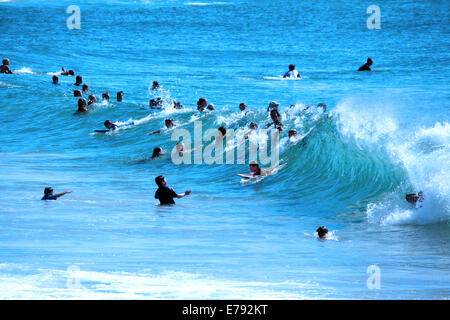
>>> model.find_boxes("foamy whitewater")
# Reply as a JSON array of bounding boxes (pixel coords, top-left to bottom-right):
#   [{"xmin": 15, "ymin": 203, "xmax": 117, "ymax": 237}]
[{"xmin": 0, "ymin": 0, "xmax": 448, "ymax": 299}]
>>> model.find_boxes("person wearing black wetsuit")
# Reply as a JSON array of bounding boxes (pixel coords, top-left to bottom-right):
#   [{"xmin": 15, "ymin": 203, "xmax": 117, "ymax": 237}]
[
  {"xmin": 154, "ymin": 176, "xmax": 191, "ymax": 205},
  {"xmin": 358, "ymin": 58, "xmax": 373, "ymax": 71}
]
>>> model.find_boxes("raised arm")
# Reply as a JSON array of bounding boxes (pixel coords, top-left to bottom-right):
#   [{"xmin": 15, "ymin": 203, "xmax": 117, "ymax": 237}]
[
  {"xmin": 55, "ymin": 191, "xmax": 72, "ymax": 198},
  {"xmin": 176, "ymin": 190, "xmax": 191, "ymax": 199}
]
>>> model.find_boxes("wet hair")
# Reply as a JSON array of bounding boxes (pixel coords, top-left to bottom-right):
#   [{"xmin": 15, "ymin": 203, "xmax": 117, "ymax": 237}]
[
  {"xmin": 218, "ymin": 126, "xmax": 226, "ymax": 136},
  {"xmin": 289, "ymin": 64, "xmax": 295, "ymax": 71},
  {"xmin": 77, "ymin": 98, "xmax": 87, "ymax": 112},
  {"xmin": 44, "ymin": 187, "xmax": 53, "ymax": 195},
  {"xmin": 367, "ymin": 58, "xmax": 373, "ymax": 64},
  {"xmin": 74, "ymin": 90, "xmax": 82, "ymax": 97},
  {"xmin": 2, "ymin": 58, "xmax": 10, "ymax": 65},
  {"xmin": 197, "ymin": 98, "xmax": 207, "ymax": 110},
  {"xmin": 152, "ymin": 81, "xmax": 159, "ymax": 89},
  {"xmin": 82, "ymin": 84, "xmax": 89, "ymax": 92},
  {"xmin": 165, "ymin": 118, "xmax": 174, "ymax": 127},
  {"xmin": 316, "ymin": 226, "xmax": 328, "ymax": 238},
  {"xmin": 270, "ymin": 109, "xmax": 281, "ymax": 121},
  {"xmin": 75, "ymin": 75, "xmax": 83, "ymax": 85},
  {"xmin": 152, "ymin": 147, "xmax": 163, "ymax": 158},
  {"xmin": 102, "ymin": 92, "xmax": 110, "ymax": 100},
  {"xmin": 207, "ymin": 104, "xmax": 215, "ymax": 111},
  {"xmin": 68, "ymin": 70, "xmax": 75, "ymax": 76},
  {"xmin": 155, "ymin": 175, "xmax": 165, "ymax": 188},
  {"xmin": 173, "ymin": 101, "xmax": 183, "ymax": 109},
  {"xmin": 117, "ymin": 91, "xmax": 124, "ymax": 101},
  {"xmin": 52, "ymin": 75, "xmax": 58, "ymax": 83},
  {"xmin": 88, "ymin": 94, "xmax": 97, "ymax": 104},
  {"xmin": 288, "ymin": 129, "xmax": 297, "ymax": 137},
  {"xmin": 104, "ymin": 120, "xmax": 113, "ymax": 128},
  {"xmin": 239, "ymin": 102, "xmax": 247, "ymax": 111}
]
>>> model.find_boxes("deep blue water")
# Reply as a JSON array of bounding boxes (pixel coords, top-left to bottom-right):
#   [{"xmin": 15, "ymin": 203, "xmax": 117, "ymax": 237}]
[{"xmin": 0, "ymin": 0, "xmax": 449, "ymax": 299}]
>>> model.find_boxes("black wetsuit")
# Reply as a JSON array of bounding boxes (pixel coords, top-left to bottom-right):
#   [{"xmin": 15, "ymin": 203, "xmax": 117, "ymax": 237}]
[
  {"xmin": 358, "ymin": 64, "xmax": 371, "ymax": 71},
  {"xmin": 155, "ymin": 186, "xmax": 178, "ymax": 205},
  {"xmin": 0, "ymin": 65, "xmax": 13, "ymax": 74}
]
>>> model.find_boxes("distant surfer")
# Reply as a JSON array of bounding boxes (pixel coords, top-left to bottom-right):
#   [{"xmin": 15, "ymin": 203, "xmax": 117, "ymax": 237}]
[
  {"xmin": 173, "ymin": 101, "xmax": 183, "ymax": 109},
  {"xmin": 104, "ymin": 120, "xmax": 119, "ymax": 131},
  {"xmin": 102, "ymin": 92, "xmax": 110, "ymax": 101},
  {"xmin": 239, "ymin": 103, "xmax": 247, "ymax": 112},
  {"xmin": 0, "ymin": 58, "xmax": 13, "ymax": 74},
  {"xmin": 61, "ymin": 68, "xmax": 75, "ymax": 76},
  {"xmin": 197, "ymin": 98, "xmax": 208, "ymax": 112},
  {"xmin": 74, "ymin": 75, "xmax": 83, "ymax": 86},
  {"xmin": 406, "ymin": 191, "xmax": 424, "ymax": 205},
  {"xmin": 316, "ymin": 226, "xmax": 328, "ymax": 240},
  {"xmin": 267, "ymin": 109, "xmax": 283, "ymax": 131},
  {"xmin": 151, "ymin": 147, "xmax": 164, "ymax": 159},
  {"xmin": 148, "ymin": 118, "xmax": 175, "ymax": 135},
  {"xmin": 41, "ymin": 187, "xmax": 72, "ymax": 200},
  {"xmin": 207, "ymin": 104, "xmax": 215, "ymax": 111},
  {"xmin": 358, "ymin": 58, "xmax": 373, "ymax": 71},
  {"xmin": 88, "ymin": 94, "xmax": 97, "ymax": 105},
  {"xmin": 288, "ymin": 129, "xmax": 298, "ymax": 138},
  {"xmin": 82, "ymin": 84, "xmax": 89, "ymax": 94},
  {"xmin": 150, "ymin": 97, "xmax": 163, "ymax": 108},
  {"xmin": 73, "ymin": 90, "xmax": 82, "ymax": 97},
  {"xmin": 52, "ymin": 75, "xmax": 59, "ymax": 85},
  {"xmin": 152, "ymin": 81, "xmax": 160, "ymax": 90},
  {"xmin": 249, "ymin": 161, "xmax": 272, "ymax": 177},
  {"xmin": 117, "ymin": 91, "xmax": 124, "ymax": 102},
  {"xmin": 76, "ymin": 98, "xmax": 88, "ymax": 113},
  {"xmin": 154, "ymin": 175, "xmax": 191, "ymax": 205},
  {"xmin": 283, "ymin": 64, "xmax": 301, "ymax": 78}
]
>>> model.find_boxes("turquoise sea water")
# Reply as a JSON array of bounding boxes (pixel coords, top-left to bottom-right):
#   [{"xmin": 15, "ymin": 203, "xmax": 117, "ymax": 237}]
[{"xmin": 0, "ymin": 0, "xmax": 449, "ymax": 299}]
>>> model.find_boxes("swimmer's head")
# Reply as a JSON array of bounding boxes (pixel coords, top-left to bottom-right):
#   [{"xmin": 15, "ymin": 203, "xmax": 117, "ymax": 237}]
[
  {"xmin": 249, "ymin": 161, "xmax": 260, "ymax": 174},
  {"xmin": 288, "ymin": 129, "xmax": 298, "ymax": 138},
  {"xmin": 152, "ymin": 81, "xmax": 159, "ymax": 90},
  {"xmin": 270, "ymin": 109, "xmax": 280, "ymax": 121},
  {"xmin": 88, "ymin": 94, "xmax": 97, "ymax": 105},
  {"xmin": 52, "ymin": 75, "xmax": 59, "ymax": 84},
  {"xmin": 155, "ymin": 175, "xmax": 167, "ymax": 187},
  {"xmin": 68, "ymin": 70, "xmax": 75, "ymax": 76},
  {"xmin": 82, "ymin": 84, "xmax": 89, "ymax": 93},
  {"xmin": 44, "ymin": 187, "xmax": 54, "ymax": 195},
  {"xmin": 75, "ymin": 75, "xmax": 83, "ymax": 85},
  {"xmin": 316, "ymin": 226, "xmax": 328, "ymax": 239},
  {"xmin": 2, "ymin": 58, "xmax": 10, "ymax": 66},
  {"xmin": 117, "ymin": 91, "xmax": 124, "ymax": 102},
  {"xmin": 207, "ymin": 104, "xmax": 215, "ymax": 111},
  {"xmin": 268, "ymin": 101, "xmax": 279, "ymax": 110},
  {"xmin": 317, "ymin": 103, "xmax": 327, "ymax": 112},
  {"xmin": 174, "ymin": 101, "xmax": 183, "ymax": 109},
  {"xmin": 152, "ymin": 147, "xmax": 163, "ymax": 158},
  {"xmin": 77, "ymin": 98, "xmax": 87, "ymax": 112},
  {"xmin": 102, "ymin": 92, "xmax": 110, "ymax": 100},
  {"xmin": 73, "ymin": 90, "xmax": 82, "ymax": 97},
  {"xmin": 250, "ymin": 122, "xmax": 258, "ymax": 130},
  {"xmin": 104, "ymin": 120, "xmax": 113, "ymax": 129},
  {"xmin": 239, "ymin": 102, "xmax": 247, "ymax": 111},
  {"xmin": 218, "ymin": 126, "xmax": 226, "ymax": 136},
  {"xmin": 165, "ymin": 118, "xmax": 174, "ymax": 128},
  {"xmin": 289, "ymin": 64, "xmax": 295, "ymax": 71},
  {"xmin": 197, "ymin": 98, "xmax": 207, "ymax": 111},
  {"xmin": 367, "ymin": 58, "xmax": 373, "ymax": 66}
]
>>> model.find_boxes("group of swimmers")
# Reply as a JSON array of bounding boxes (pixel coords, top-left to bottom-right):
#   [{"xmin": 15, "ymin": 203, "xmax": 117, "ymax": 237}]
[{"xmin": 2, "ymin": 57, "xmax": 425, "ymax": 240}]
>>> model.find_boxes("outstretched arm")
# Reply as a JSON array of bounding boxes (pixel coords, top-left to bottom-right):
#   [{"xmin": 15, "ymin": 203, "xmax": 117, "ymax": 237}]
[
  {"xmin": 176, "ymin": 190, "xmax": 191, "ymax": 199},
  {"xmin": 148, "ymin": 129, "xmax": 161, "ymax": 135},
  {"xmin": 55, "ymin": 191, "xmax": 72, "ymax": 198}
]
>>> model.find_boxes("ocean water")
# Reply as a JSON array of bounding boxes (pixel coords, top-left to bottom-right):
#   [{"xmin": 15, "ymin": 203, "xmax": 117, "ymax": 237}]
[{"xmin": 0, "ymin": 0, "xmax": 449, "ymax": 299}]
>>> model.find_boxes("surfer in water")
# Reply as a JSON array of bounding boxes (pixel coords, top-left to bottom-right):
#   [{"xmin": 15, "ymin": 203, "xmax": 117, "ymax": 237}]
[
  {"xmin": 41, "ymin": 187, "xmax": 72, "ymax": 200},
  {"xmin": 197, "ymin": 98, "xmax": 208, "ymax": 112},
  {"xmin": 61, "ymin": 68, "xmax": 75, "ymax": 76},
  {"xmin": 316, "ymin": 226, "xmax": 328, "ymax": 240},
  {"xmin": 104, "ymin": 120, "xmax": 119, "ymax": 131},
  {"xmin": 154, "ymin": 175, "xmax": 191, "ymax": 205},
  {"xmin": 267, "ymin": 109, "xmax": 283, "ymax": 131},
  {"xmin": 102, "ymin": 92, "xmax": 110, "ymax": 101},
  {"xmin": 76, "ymin": 98, "xmax": 88, "ymax": 113},
  {"xmin": 117, "ymin": 91, "xmax": 124, "ymax": 102},
  {"xmin": 152, "ymin": 81, "xmax": 160, "ymax": 90},
  {"xmin": 0, "ymin": 58, "xmax": 13, "ymax": 74},
  {"xmin": 151, "ymin": 147, "xmax": 164, "ymax": 159},
  {"xmin": 73, "ymin": 90, "xmax": 82, "ymax": 97},
  {"xmin": 283, "ymin": 64, "xmax": 301, "ymax": 78},
  {"xmin": 88, "ymin": 95, "xmax": 97, "ymax": 105},
  {"xmin": 148, "ymin": 118, "xmax": 175, "ymax": 135},
  {"xmin": 82, "ymin": 84, "xmax": 89, "ymax": 94},
  {"xmin": 249, "ymin": 161, "xmax": 272, "ymax": 177},
  {"xmin": 406, "ymin": 191, "xmax": 424, "ymax": 205},
  {"xmin": 74, "ymin": 75, "xmax": 83, "ymax": 86},
  {"xmin": 52, "ymin": 75, "xmax": 59, "ymax": 84},
  {"xmin": 358, "ymin": 58, "xmax": 373, "ymax": 71}
]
